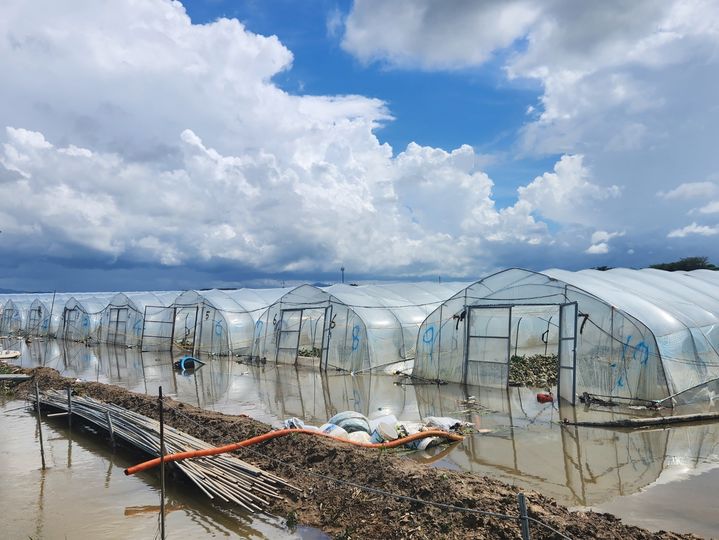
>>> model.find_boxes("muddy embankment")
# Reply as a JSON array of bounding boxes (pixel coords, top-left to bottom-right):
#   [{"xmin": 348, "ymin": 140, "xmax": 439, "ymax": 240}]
[{"xmin": 7, "ymin": 363, "xmax": 699, "ymax": 540}]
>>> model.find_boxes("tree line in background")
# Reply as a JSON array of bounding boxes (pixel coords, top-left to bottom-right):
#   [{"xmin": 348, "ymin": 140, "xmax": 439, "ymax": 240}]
[{"xmin": 594, "ymin": 256, "xmax": 718, "ymax": 272}]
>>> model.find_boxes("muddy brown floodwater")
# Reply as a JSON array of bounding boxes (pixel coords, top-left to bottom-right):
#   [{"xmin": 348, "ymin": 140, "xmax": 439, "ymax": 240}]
[
  {"xmin": 4, "ymin": 337, "xmax": 719, "ymax": 538},
  {"xmin": 0, "ymin": 396, "xmax": 327, "ymax": 539}
]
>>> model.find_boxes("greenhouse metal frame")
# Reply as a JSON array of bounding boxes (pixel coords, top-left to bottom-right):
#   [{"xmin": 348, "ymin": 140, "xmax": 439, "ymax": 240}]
[
  {"xmin": 141, "ymin": 288, "xmax": 290, "ymax": 356},
  {"xmin": 254, "ymin": 282, "xmax": 468, "ymax": 373},
  {"xmin": 62, "ymin": 295, "xmax": 115, "ymax": 343},
  {"xmin": 413, "ymin": 268, "xmax": 719, "ymax": 406},
  {"xmin": 1, "ymin": 297, "xmax": 34, "ymax": 335},
  {"xmin": 99, "ymin": 292, "xmax": 178, "ymax": 347},
  {"xmin": 26, "ymin": 293, "xmax": 76, "ymax": 337}
]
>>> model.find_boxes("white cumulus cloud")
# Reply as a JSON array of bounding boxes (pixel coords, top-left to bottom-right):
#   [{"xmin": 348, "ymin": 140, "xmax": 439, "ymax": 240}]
[
  {"xmin": 699, "ymin": 201, "xmax": 719, "ymax": 214},
  {"xmin": 667, "ymin": 222, "xmax": 719, "ymax": 238},
  {"xmin": 516, "ymin": 154, "xmax": 620, "ymax": 225},
  {"xmin": 341, "ymin": 0, "xmax": 719, "ymax": 245},
  {"xmin": 585, "ymin": 243, "xmax": 609, "ymax": 255},
  {"xmin": 585, "ymin": 229, "xmax": 625, "ymax": 254},
  {"xmin": 659, "ymin": 181, "xmax": 717, "ymax": 200},
  {"xmin": 342, "ymin": 0, "xmax": 540, "ymax": 69},
  {"xmin": 2, "ymin": 0, "xmax": 717, "ymax": 290}
]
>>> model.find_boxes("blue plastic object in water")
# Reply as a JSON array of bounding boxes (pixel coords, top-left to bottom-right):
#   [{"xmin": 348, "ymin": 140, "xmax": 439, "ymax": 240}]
[{"xmin": 174, "ymin": 355, "xmax": 205, "ymax": 371}]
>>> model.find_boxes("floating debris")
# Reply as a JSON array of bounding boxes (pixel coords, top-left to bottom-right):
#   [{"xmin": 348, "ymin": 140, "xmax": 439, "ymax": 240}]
[
  {"xmin": 173, "ymin": 355, "xmax": 205, "ymax": 372},
  {"xmin": 536, "ymin": 392, "xmax": 554, "ymax": 404},
  {"xmin": 579, "ymin": 392, "xmax": 619, "ymax": 407},
  {"xmin": 454, "ymin": 395, "xmax": 496, "ymax": 415}
]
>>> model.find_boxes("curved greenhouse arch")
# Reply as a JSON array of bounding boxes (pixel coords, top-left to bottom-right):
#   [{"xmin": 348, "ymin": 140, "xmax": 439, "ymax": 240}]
[
  {"xmin": 414, "ymin": 268, "xmax": 719, "ymax": 404},
  {"xmin": 1, "ymin": 298, "xmax": 34, "ymax": 334},
  {"xmin": 254, "ymin": 282, "xmax": 469, "ymax": 373},
  {"xmin": 62, "ymin": 295, "xmax": 114, "ymax": 342},
  {"xmin": 100, "ymin": 292, "xmax": 177, "ymax": 347},
  {"xmin": 141, "ymin": 288, "xmax": 290, "ymax": 356}
]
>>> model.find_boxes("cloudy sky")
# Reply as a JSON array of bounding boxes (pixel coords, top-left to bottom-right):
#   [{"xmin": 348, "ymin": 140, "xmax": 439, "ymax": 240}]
[{"xmin": 1, "ymin": 0, "xmax": 718, "ymax": 292}]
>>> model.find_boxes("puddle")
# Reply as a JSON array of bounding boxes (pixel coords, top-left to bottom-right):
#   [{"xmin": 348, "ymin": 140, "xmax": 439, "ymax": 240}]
[
  {"xmin": 0, "ymin": 395, "xmax": 327, "ymax": 539},
  {"xmin": 5, "ymin": 337, "xmax": 719, "ymax": 537}
]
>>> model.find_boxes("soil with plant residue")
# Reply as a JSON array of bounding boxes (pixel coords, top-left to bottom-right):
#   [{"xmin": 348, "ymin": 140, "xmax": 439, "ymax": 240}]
[
  {"xmin": 509, "ymin": 354, "xmax": 559, "ymax": 388},
  {"xmin": 6, "ymin": 362, "xmax": 699, "ymax": 540}
]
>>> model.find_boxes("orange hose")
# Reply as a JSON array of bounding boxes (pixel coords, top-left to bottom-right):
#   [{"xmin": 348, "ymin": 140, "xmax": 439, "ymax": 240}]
[{"xmin": 124, "ymin": 428, "xmax": 464, "ymax": 476}]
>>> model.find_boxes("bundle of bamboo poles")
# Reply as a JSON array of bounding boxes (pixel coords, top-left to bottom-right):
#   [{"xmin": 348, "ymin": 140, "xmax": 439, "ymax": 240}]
[{"xmin": 33, "ymin": 390, "xmax": 298, "ymax": 512}]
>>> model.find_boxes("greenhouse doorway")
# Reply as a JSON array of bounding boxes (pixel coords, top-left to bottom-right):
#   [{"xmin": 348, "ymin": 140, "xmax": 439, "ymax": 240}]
[
  {"xmin": 175, "ymin": 306, "xmax": 200, "ymax": 353},
  {"xmin": 194, "ymin": 304, "xmax": 228, "ymax": 355},
  {"xmin": 463, "ymin": 303, "xmax": 577, "ymax": 403},
  {"xmin": 557, "ymin": 302, "xmax": 578, "ymax": 405},
  {"xmin": 27, "ymin": 306, "xmax": 44, "ymax": 335},
  {"xmin": 275, "ymin": 307, "xmax": 332, "ymax": 366},
  {"xmin": 464, "ymin": 305, "xmax": 512, "ymax": 387},
  {"xmin": 106, "ymin": 307, "xmax": 129, "ymax": 345}
]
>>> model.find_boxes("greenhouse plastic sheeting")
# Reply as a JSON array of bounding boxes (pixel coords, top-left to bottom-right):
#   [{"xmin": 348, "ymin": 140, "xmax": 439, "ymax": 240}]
[
  {"xmin": 25, "ymin": 293, "xmax": 76, "ymax": 337},
  {"xmin": 62, "ymin": 295, "xmax": 115, "ymax": 342},
  {"xmin": 254, "ymin": 282, "xmax": 468, "ymax": 373},
  {"xmin": 413, "ymin": 268, "xmax": 719, "ymax": 404},
  {"xmin": 1, "ymin": 298, "xmax": 35, "ymax": 334},
  {"xmin": 141, "ymin": 288, "xmax": 292, "ymax": 356},
  {"xmin": 99, "ymin": 292, "xmax": 178, "ymax": 347}
]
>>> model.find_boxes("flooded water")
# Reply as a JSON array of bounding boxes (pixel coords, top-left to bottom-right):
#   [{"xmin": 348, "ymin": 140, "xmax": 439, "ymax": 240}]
[
  {"xmin": 0, "ymin": 396, "xmax": 327, "ymax": 539},
  {"xmin": 4, "ymin": 337, "xmax": 719, "ymax": 538}
]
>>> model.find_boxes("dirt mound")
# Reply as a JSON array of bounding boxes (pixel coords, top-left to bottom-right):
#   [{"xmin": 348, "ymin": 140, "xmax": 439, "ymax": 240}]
[{"xmin": 7, "ymin": 363, "xmax": 697, "ymax": 540}]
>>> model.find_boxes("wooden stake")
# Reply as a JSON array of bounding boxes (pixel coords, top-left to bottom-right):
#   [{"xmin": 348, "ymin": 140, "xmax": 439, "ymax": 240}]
[
  {"xmin": 517, "ymin": 492, "xmax": 531, "ymax": 540},
  {"xmin": 159, "ymin": 386, "xmax": 166, "ymax": 540},
  {"xmin": 106, "ymin": 410, "xmax": 115, "ymax": 447},
  {"xmin": 67, "ymin": 386, "xmax": 72, "ymax": 430},
  {"xmin": 34, "ymin": 380, "xmax": 46, "ymax": 470}
]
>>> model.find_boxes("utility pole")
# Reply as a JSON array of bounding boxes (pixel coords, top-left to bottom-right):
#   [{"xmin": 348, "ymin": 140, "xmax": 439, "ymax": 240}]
[{"xmin": 341, "ymin": 267, "xmax": 345, "ymax": 284}]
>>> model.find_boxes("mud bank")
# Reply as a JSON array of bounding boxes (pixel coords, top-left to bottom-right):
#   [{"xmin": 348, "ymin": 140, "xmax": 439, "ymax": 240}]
[{"xmin": 9, "ymin": 364, "xmax": 698, "ymax": 540}]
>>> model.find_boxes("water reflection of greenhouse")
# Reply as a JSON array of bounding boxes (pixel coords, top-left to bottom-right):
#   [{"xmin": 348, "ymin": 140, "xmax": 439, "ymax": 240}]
[{"xmin": 7, "ymin": 338, "xmax": 719, "ymax": 509}]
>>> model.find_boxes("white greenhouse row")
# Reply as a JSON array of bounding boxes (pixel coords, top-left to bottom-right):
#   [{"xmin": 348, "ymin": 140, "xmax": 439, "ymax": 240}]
[{"xmin": 2, "ymin": 268, "xmax": 719, "ymax": 405}]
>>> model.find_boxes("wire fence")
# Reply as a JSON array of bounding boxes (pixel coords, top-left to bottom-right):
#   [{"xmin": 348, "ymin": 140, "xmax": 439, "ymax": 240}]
[
  {"xmin": 168, "ymin": 404, "xmax": 573, "ymax": 539},
  {"xmin": 22, "ymin": 373, "xmax": 576, "ymax": 539}
]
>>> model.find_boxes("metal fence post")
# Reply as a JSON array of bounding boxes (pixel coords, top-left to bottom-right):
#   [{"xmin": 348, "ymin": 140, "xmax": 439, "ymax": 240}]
[
  {"xmin": 159, "ymin": 386, "xmax": 166, "ymax": 540},
  {"xmin": 105, "ymin": 410, "xmax": 115, "ymax": 447},
  {"xmin": 34, "ymin": 380, "xmax": 46, "ymax": 470},
  {"xmin": 66, "ymin": 386, "xmax": 72, "ymax": 430},
  {"xmin": 518, "ymin": 492, "xmax": 531, "ymax": 540}
]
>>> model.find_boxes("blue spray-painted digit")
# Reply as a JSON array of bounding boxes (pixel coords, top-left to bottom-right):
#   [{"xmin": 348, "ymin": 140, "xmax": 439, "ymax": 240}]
[
  {"xmin": 215, "ymin": 320, "xmax": 223, "ymax": 336},
  {"xmin": 351, "ymin": 325, "xmax": 361, "ymax": 351},
  {"xmin": 634, "ymin": 341, "xmax": 650, "ymax": 365},
  {"xmin": 422, "ymin": 326, "xmax": 435, "ymax": 344}
]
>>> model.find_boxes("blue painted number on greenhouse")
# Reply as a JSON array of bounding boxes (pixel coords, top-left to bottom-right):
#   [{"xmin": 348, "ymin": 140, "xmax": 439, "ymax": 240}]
[
  {"xmin": 215, "ymin": 320, "xmax": 223, "ymax": 336},
  {"xmin": 613, "ymin": 335, "xmax": 651, "ymax": 391},
  {"xmin": 133, "ymin": 319, "xmax": 143, "ymax": 336},
  {"xmin": 635, "ymin": 342, "xmax": 650, "ymax": 365},
  {"xmin": 82, "ymin": 315, "xmax": 90, "ymax": 328},
  {"xmin": 351, "ymin": 325, "xmax": 361, "ymax": 351},
  {"xmin": 422, "ymin": 326, "xmax": 435, "ymax": 344}
]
